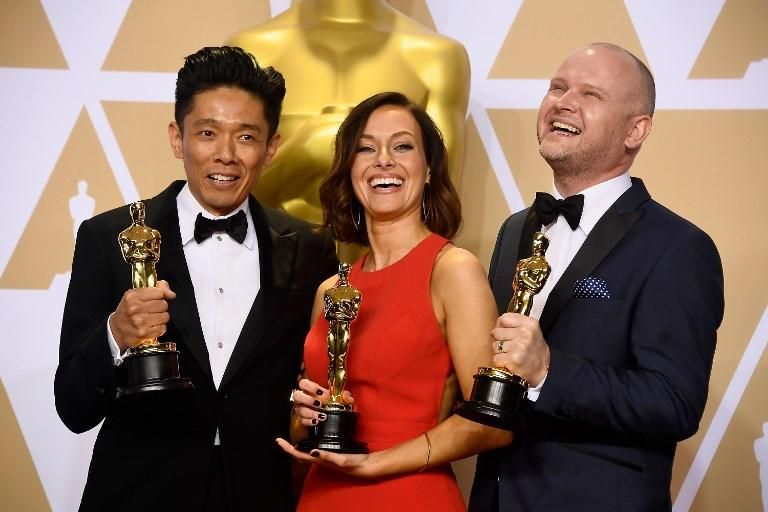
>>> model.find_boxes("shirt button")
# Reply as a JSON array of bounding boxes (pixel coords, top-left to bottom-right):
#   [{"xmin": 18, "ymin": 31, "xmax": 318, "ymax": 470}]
[
  {"xmin": 217, "ymin": 341, "xmax": 223, "ymax": 349},
  {"xmin": 216, "ymin": 235, "xmax": 222, "ymax": 241}
]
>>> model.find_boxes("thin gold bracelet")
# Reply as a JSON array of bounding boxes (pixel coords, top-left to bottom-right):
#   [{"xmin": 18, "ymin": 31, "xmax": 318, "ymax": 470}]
[{"xmin": 417, "ymin": 431, "xmax": 432, "ymax": 472}]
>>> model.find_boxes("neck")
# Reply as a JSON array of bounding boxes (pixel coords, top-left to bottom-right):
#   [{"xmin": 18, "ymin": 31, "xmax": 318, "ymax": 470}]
[
  {"xmin": 363, "ymin": 215, "xmax": 430, "ymax": 271},
  {"xmin": 551, "ymin": 161, "xmax": 632, "ymax": 197},
  {"xmin": 299, "ymin": 0, "xmax": 386, "ymax": 24}
]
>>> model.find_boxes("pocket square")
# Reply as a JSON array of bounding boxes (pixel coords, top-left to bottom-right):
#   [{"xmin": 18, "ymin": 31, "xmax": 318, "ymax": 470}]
[{"xmin": 573, "ymin": 276, "xmax": 611, "ymax": 298}]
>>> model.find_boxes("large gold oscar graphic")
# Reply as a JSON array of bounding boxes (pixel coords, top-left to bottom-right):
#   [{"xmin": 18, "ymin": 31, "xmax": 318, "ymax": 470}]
[
  {"xmin": 227, "ymin": 0, "xmax": 470, "ymax": 226},
  {"xmin": 115, "ymin": 201, "xmax": 193, "ymax": 397},
  {"xmin": 299, "ymin": 263, "xmax": 367, "ymax": 453},
  {"xmin": 456, "ymin": 232, "xmax": 551, "ymax": 429}
]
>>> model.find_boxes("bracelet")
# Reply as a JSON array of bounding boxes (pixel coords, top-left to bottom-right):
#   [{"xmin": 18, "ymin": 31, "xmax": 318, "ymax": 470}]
[{"xmin": 417, "ymin": 431, "xmax": 432, "ymax": 472}]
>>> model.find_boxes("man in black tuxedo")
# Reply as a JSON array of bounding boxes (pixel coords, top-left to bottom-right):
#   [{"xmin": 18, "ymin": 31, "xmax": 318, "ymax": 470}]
[
  {"xmin": 54, "ymin": 46, "xmax": 338, "ymax": 511},
  {"xmin": 469, "ymin": 43, "xmax": 724, "ymax": 511}
]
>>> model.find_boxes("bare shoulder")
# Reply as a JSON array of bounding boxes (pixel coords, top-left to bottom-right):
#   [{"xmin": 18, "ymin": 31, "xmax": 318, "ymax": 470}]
[
  {"xmin": 316, "ymin": 274, "xmax": 339, "ymax": 296},
  {"xmin": 433, "ymin": 245, "xmax": 488, "ymax": 289}
]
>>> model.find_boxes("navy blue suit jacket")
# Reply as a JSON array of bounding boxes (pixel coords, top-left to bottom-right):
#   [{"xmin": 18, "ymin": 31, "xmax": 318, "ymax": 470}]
[
  {"xmin": 469, "ymin": 178, "xmax": 724, "ymax": 511},
  {"xmin": 55, "ymin": 181, "xmax": 338, "ymax": 511}
]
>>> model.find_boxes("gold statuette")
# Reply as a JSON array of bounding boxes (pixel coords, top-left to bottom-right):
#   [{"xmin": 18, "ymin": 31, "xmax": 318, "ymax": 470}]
[
  {"xmin": 299, "ymin": 263, "xmax": 367, "ymax": 453},
  {"xmin": 456, "ymin": 232, "xmax": 551, "ymax": 429},
  {"xmin": 115, "ymin": 201, "xmax": 193, "ymax": 397}
]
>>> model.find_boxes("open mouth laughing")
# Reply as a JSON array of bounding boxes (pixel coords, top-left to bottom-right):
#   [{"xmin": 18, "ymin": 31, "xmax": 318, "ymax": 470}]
[
  {"xmin": 369, "ymin": 176, "xmax": 403, "ymax": 190},
  {"xmin": 552, "ymin": 121, "xmax": 582, "ymax": 135}
]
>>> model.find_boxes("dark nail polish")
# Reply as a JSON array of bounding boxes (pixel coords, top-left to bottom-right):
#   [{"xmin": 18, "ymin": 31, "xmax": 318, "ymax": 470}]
[
  {"xmin": 310, "ymin": 451, "xmax": 320, "ymax": 457},
  {"xmin": 312, "ymin": 419, "xmax": 318, "ymax": 425},
  {"xmin": 313, "ymin": 400, "xmax": 321, "ymax": 407},
  {"xmin": 318, "ymin": 413, "xmax": 327, "ymax": 420},
  {"xmin": 316, "ymin": 389, "xmax": 324, "ymax": 395}
]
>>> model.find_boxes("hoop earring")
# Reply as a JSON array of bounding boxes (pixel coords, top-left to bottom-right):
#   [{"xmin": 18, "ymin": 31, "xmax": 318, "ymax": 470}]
[
  {"xmin": 421, "ymin": 183, "xmax": 431, "ymax": 223},
  {"xmin": 351, "ymin": 203, "xmax": 362, "ymax": 230}
]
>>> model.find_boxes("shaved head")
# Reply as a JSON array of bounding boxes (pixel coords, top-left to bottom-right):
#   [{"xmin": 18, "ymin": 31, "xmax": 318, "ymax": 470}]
[{"xmin": 589, "ymin": 43, "xmax": 655, "ymax": 117}]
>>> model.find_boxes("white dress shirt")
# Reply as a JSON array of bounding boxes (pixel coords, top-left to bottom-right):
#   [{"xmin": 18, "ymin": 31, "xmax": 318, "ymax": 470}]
[
  {"xmin": 176, "ymin": 184, "xmax": 260, "ymax": 390},
  {"xmin": 527, "ymin": 171, "xmax": 632, "ymax": 400},
  {"xmin": 108, "ymin": 184, "xmax": 261, "ymax": 442}
]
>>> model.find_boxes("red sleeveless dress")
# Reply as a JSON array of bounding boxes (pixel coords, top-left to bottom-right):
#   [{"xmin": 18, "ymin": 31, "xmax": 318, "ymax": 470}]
[{"xmin": 297, "ymin": 234, "xmax": 466, "ymax": 511}]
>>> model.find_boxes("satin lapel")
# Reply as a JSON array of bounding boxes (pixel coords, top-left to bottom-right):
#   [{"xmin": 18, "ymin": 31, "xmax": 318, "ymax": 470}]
[
  {"xmin": 149, "ymin": 181, "xmax": 212, "ymax": 380},
  {"xmin": 492, "ymin": 208, "xmax": 538, "ymax": 314},
  {"xmin": 537, "ymin": 178, "xmax": 650, "ymax": 334},
  {"xmin": 219, "ymin": 199, "xmax": 298, "ymax": 390}
]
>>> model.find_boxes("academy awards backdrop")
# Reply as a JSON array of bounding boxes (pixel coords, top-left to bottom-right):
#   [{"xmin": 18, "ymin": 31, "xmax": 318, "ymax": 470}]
[{"xmin": 0, "ymin": 1, "xmax": 766, "ymax": 510}]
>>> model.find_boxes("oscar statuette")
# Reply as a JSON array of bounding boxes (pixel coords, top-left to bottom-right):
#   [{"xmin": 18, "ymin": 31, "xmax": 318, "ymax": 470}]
[
  {"xmin": 455, "ymin": 232, "xmax": 551, "ymax": 429},
  {"xmin": 115, "ymin": 201, "xmax": 193, "ymax": 398},
  {"xmin": 298, "ymin": 262, "xmax": 367, "ymax": 454}
]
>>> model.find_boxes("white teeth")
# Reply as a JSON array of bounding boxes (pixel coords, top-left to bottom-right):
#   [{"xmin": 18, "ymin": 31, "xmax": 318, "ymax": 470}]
[
  {"xmin": 209, "ymin": 174, "xmax": 236, "ymax": 182},
  {"xmin": 369, "ymin": 176, "xmax": 403, "ymax": 188},
  {"xmin": 553, "ymin": 121, "xmax": 581, "ymax": 134}
]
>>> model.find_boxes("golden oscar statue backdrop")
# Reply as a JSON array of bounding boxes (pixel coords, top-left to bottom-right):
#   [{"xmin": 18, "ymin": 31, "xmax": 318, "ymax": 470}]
[{"xmin": 0, "ymin": 1, "xmax": 766, "ymax": 510}]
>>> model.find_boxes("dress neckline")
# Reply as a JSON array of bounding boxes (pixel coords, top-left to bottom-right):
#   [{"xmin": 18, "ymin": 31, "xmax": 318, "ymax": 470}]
[{"xmin": 356, "ymin": 233, "xmax": 440, "ymax": 275}]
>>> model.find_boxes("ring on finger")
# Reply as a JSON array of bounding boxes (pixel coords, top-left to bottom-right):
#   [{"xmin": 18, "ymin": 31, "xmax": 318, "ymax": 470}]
[
  {"xmin": 496, "ymin": 340, "xmax": 505, "ymax": 353},
  {"xmin": 289, "ymin": 389, "xmax": 296, "ymax": 403}
]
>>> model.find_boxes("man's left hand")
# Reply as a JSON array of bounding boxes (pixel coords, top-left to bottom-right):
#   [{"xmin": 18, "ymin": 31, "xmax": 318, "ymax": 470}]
[{"xmin": 491, "ymin": 313, "xmax": 550, "ymax": 386}]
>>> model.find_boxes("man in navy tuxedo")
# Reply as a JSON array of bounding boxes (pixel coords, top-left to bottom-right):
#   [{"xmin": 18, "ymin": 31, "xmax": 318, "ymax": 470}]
[
  {"xmin": 469, "ymin": 43, "xmax": 724, "ymax": 511},
  {"xmin": 54, "ymin": 47, "xmax": 337, "ymax": 511}
]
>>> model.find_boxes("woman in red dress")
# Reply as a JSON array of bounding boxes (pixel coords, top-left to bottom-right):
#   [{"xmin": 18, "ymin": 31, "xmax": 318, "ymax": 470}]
[{"xmin": 278, "ymin": 92, "xmax": 511, "ymax": 510}]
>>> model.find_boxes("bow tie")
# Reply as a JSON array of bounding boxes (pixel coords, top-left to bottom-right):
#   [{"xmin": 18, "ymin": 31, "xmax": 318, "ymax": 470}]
[
  {"xmin": 194, "ymin": 210, "xmax": 248, "ymax": 244},
  {"xmin": 533, "ymin": 192, "xmax": 584, "ymax": 230}
]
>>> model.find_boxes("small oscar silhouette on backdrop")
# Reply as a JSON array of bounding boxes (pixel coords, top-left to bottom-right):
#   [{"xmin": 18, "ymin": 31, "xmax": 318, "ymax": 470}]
[
  {"xmin": 299, "ymin": 262, "xmax": 367, "ymax": 453},
  {"xmin": 116, "ymin": 201, "xmax": 192, "ymax": 397},
  {"xmin": 456, "ymin": 232, "xmax": 551, "ymax": 429}
]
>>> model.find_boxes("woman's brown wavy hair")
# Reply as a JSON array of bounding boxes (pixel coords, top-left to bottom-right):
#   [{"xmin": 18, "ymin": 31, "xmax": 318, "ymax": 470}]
[{"xmin": 319, "ymin": 92, "xmax": 461, "ymax": 246}]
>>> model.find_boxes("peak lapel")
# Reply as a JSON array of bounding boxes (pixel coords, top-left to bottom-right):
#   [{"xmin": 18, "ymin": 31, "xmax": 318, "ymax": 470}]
[
  {"xmin": 537, "ymin": 178, "xmax": 650, "ymax": 334},
  {"xmin": 148, "ymin": 181, "xmax": 212, "ymax": 380},
  {"xmin": 219, "ymin": 199, "xmax": 298, "ymax": 390}
]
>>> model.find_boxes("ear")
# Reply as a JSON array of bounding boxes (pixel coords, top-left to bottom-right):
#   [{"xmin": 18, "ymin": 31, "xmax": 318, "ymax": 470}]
[
  {"xmin": 264, "ymin": 133, "xmax": 281, "ymax": 165},
  {"xmin": 168, "ymin": 122, "xmax": 183, "ymax": 159},
  {"xmin": 625, "ymin": 115, "xmax": 652, "ymax": 151}
]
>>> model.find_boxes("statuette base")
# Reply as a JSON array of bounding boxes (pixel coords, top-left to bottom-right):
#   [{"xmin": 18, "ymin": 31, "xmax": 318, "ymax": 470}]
[
  {"xmin": 116, "ymin": 345, "xmax": 193, "ymax": 398},
  {"xmin": 297, "ymin": 408, "xmax": 368, "ymax": 454},
  {"xmin": 455, "ymin": 367, "xmax": 530, "ymax": 430}
]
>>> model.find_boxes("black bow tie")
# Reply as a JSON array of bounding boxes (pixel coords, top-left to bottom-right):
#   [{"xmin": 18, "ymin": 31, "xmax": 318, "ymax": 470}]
[
  {"xmin": 533, "ymin": 192, "xmax": 584, "ymax": 230},
  {"xmin": 194, "ymin": 210, "xmax": 248, "ymax": 244}
]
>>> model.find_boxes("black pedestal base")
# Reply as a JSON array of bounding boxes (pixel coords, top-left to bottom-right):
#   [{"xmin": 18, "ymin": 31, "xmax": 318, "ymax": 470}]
[
  {"xmin": 455, "ymin": 367, "xmax": 530, "ymax": 430},
  {"xmin": 297, "ymin": 407, "xmax": 368, "ymax": 454},
  {"xmin": 116, "ymin": 347, "xmax": 193, "ymax": 398}
]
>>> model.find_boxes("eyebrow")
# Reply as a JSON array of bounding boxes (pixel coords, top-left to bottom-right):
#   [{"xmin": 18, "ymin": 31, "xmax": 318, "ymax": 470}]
[
  {"xmin": 359, "ymin": 130, "xmax": 415, "ymax": 140},
  {"xmin": 191, "ymin": 118, "xmax": 264, "ymax": 132}
]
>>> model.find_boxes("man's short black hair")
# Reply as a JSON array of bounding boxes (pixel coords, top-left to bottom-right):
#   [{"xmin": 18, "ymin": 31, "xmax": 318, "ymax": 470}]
[{"xmin": 174, "ymin": 46, "xmax": 286, "ymax": 138}]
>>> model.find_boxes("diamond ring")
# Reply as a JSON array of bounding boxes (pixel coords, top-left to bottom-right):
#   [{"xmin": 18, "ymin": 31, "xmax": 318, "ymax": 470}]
[{"xmin": 496, "ymin": 340, "xmax": 505, "ymax": 353}]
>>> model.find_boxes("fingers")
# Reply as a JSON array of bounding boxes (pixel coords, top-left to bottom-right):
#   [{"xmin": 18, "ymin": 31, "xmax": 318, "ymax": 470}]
[
  {"xmin": 111, "ymin": 288, "xmax": 173, "ymax": 349},
  {"xmin": 489, "ymin": 314, "xmax": 548, "ymax": 384},
  {"xmin": 156, "ymin": 280, "xmax": 177, "ymax": 299},
  {"xmin": 274, "ymin": 438, "xmax": 369, "ymax": 474},
  {"xmin": 291, "ymin": 383, "xmax": 329, "ymax": 427},
  {"xmin": 298, "ymin": 378, "xmax": 328, "ymax": 398}
]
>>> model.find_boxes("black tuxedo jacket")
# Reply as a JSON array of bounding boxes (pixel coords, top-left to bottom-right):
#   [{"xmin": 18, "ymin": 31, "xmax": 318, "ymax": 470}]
[
  {"xmin": 469, "ymin": 178, "xmax": 724, "ymax": 512},
  {"xmin": 54, "ymin": 181, "xmax": 338, "ymax": 511}
]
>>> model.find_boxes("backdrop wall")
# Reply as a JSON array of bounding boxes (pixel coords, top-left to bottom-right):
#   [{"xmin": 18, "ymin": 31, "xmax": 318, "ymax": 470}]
[{"xmin": 0, "ymin": 1, "xmax": 766, "ymax": 510}]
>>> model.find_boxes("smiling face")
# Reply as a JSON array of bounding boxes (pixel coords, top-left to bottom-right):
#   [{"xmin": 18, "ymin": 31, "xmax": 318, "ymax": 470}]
[
  {"xmin": 350, "ymin": 105, "xmax": 429, "ymax": 225},
  {"xmin": 536, "ymin": 45, "xmax": 651, "ymax": 189},
  {"xmin": 168, "ymin": 86, "xmax": 279, "ymax": 216}
]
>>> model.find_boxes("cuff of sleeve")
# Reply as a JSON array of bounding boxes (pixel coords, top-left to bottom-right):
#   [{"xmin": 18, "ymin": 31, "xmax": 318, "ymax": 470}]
[
  {"xmin": 107, "ymin": 313, "xmax": 124, "ymax": 366},
  {"xmin": 527, "ymin": 372, "xmax": 548, "ymax": 402}
]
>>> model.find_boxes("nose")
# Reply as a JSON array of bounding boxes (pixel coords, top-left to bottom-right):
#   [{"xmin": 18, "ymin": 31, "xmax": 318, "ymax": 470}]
[
  {"xmin": 555, "ymin": 89, "xmax": 577, "ymax": 112},
  {"xmin": 215, "ymin": 137, "xmax": 236, "ymax": 163},
  {"xmin": 374, "ymin": 148, "xmax": 395, "ymax": 169}
]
